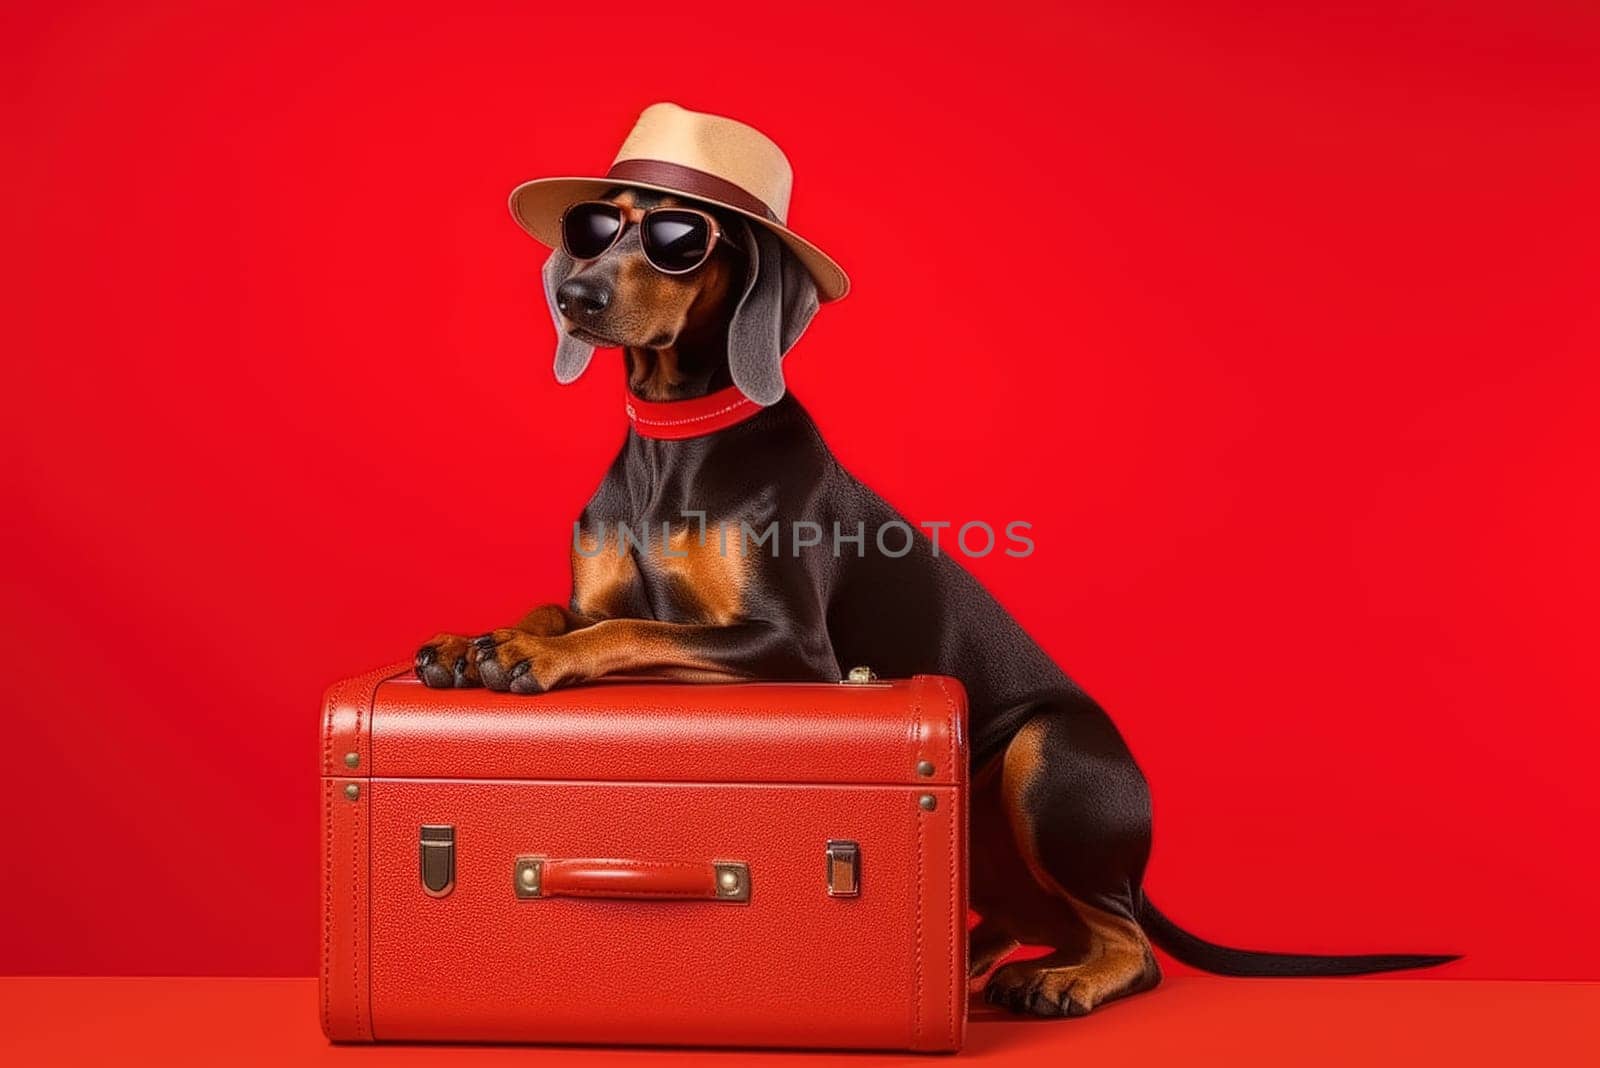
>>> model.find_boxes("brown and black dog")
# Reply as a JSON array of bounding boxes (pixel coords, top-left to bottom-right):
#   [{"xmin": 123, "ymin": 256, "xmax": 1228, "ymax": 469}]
[{"xmin": 416, "ymin": 188, "xmax": 1453, "ymax": 1017}]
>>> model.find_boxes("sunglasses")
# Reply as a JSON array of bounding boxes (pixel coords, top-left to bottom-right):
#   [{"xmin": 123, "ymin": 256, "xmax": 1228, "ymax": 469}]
[{"xmin": 559, "ymin": 200, "xmax": 741, "ymax": 275}]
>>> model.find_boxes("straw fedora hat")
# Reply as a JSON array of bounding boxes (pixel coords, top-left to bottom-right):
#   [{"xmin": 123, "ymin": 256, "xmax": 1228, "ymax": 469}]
[{"xmin": 508, "ymin": 102, "xmax": 849, "ymax": 302}]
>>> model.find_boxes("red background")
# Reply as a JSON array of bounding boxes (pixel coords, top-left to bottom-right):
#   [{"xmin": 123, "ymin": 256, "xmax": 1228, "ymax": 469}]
[{"xmin": 4, "ymin": 2, "xmax": 1597, "ymax": 979}]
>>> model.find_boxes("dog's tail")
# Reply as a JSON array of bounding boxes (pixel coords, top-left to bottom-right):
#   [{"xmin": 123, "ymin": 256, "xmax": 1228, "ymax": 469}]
[{"xmin": 1137, "ymin": 893, "xmax": 1458, "ymax": 977}]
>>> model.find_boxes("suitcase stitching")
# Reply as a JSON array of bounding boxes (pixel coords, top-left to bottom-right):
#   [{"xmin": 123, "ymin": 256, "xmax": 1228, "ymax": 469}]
[
  {"xmin": 350, "ymin": 772, "xmax": 360, "ymax": 1035},
  {"xmin": 321, "ymin": 667, "xmax": 396, "ymax": 1041},
  {"xmin": 321, "ymin": 777, "xmax": 333, "ymax": 1036},
  {"xmin": 320, "ymin": 679, "xmax": 340, "ymax": 1038},
  {"xmin": 931, "ymin": 677, "xmax": 960, "ymax": 1046},
  {"xmin": 352, "ymin": 681, "xmax": 364, "ymax": 1040},
  {"xmin": 550, "ymin": 859, "xmax": 709, "ymax": 868},
  {"xmin": 948, "ymin": 799, "xmax": 958, "ymax": 1048},
  {"xmin": 544, "ymin": 857, "xmax": 729, "ymax": 897},
  {"xmin": 913, "ymin": 675, "xmax": 963, "ymax": 1048},
  {"xmin": 552, "ymin": 888, "xmax": 711, "ymax": 898},
  {"xmin": 912, "ymin": 687, "xmax": 924, "ymax": 1046}
]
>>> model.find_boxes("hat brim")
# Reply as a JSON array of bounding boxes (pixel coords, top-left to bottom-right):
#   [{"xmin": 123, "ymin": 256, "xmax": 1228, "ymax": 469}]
[{"xmin": 508, "ymin": 176, "xmax": 849, "ymax": 302}]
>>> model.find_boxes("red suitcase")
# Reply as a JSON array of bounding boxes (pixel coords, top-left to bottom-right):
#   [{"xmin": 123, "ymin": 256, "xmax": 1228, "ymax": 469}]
[{"xmin": 319, "ymin": 665, "xmax": 969, "ymax": 1051}]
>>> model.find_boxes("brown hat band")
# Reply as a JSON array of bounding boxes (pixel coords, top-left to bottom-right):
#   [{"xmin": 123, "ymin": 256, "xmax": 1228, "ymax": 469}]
[{"xmin": 605, "ymin": 159, "xmax": 780, "ymax": 223}]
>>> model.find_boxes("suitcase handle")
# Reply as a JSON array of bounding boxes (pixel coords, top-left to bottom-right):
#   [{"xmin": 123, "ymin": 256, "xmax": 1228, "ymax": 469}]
[{"xmin": 513, "ymin": 856, "xmax": 751, "ymax": 903}]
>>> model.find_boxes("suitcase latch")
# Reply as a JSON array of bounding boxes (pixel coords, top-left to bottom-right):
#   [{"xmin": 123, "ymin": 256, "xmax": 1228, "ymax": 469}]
[
  {"xmin": 420, "ymin": 825, "xmax": 456, "ymax": 897},
  {"xmin": 825, "ymin": 839, "xmax": 860, "ymax": 897}
]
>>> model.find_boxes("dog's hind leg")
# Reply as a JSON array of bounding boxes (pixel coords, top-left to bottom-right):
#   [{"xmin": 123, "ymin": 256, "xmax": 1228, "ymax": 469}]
[{"xmin": 981, "ymin": 706, "xmax": 1162, "ymax": 1017}]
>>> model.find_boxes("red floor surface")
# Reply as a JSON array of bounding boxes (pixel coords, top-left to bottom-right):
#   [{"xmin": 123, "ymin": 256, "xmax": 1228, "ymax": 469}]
[{"xmin": 1, "ymin": 977, "xmax": 1595, "ymax": 1066}]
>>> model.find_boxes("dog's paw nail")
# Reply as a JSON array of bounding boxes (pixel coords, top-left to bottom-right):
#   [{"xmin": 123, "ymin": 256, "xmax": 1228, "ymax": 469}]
[
  {"xmin": 473, "ymin": 647, "xmax": 492, "ymax": 664},
  {"xmin": 510, "ymin": 660, "xmax": 531, "ymax": 679},
  {"xmin": 452, "ymin": 658, "xmax": 468, "ymax": 682},
  {"xmin": 415, "ymin": 646, "xmax": 437, "ymax": 668},
  {"xmin": 473, "ymin": 634, "xmax": 496, "ymax": 650}
]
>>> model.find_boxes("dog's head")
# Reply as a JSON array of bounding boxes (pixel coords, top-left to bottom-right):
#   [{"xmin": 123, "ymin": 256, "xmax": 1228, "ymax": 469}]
[{"xmin": 542, "ymin": 188, "xmax": 818, "ymax": 405}]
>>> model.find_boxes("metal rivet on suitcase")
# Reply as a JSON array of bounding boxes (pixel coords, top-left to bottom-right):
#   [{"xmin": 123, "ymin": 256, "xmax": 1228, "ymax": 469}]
[
  {"xmin": 918, "ymin": 794, "xmax": 937, "ymax": 811},
  {"xmin": 916, "ymin": 760, "xmax": 935, "ymax": 777},
  {"xmin": 514, "ymin": 856, "xmax": 544, "ymax": 899},
  {"xmin": 714, "ymin": 861, "xmax": 751, "ymax": 901},
  {"xmin": 343, "ymin": 783, "xmax": 360, "ymax": 800},
  {"xmin": 343, "ymin": 752, "xmax": 360, "ymax": 769}
]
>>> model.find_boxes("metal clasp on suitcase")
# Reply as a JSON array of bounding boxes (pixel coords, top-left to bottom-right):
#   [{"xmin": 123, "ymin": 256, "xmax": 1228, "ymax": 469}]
[
  {"xmin": 419, "ymin": 825, "xmax": 455, "ymax": 897},
  {"xmin": 825, "ymin": 839, "xmax": 861, "ymax": 897},
  {"xmin": 839, "ymin": 665, "xmax": 890, "ymax": 687}
]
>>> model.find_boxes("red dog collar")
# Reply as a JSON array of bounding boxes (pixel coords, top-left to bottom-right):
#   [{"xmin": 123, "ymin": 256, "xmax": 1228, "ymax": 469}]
[{"xmin": 624, "ymin": 385, "xmax": 763, "ymax": 440}]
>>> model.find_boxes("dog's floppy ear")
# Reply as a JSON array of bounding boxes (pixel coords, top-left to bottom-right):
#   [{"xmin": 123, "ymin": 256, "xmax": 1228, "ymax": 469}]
[
  {"xmin": 727, "ymin": 222, "xmax": 820, "ymax": 406},
  {"xmin": 542, "ymin": 248, "xmax": 596, "ymax": 384}
]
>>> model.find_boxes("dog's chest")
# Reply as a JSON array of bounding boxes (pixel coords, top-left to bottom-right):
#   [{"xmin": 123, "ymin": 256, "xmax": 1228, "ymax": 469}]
[
  {"xmin": 637, "ymin": 519, "xmax": 752, "ymax": 625},
  {"xmin": 580, "ymin": 437, "xmax": 792, "ymax": 625},
  {"xmin": 574, "ymin": 511, "xmax": 762, "ymax": 626}
]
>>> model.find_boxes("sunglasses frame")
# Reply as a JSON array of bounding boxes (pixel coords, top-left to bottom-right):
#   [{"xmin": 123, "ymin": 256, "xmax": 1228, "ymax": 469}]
[{"xmin": 559, "ymin": 200, "xmax": 740, "ymax": 276}]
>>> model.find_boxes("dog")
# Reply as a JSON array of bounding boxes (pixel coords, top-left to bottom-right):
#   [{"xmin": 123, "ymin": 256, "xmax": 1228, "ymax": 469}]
[{"xmin": 416, "ymin": 182, "xmax": 1454, "ymax": 1017}]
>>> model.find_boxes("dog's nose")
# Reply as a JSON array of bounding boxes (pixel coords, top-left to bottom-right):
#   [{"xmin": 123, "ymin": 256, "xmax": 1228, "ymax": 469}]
[{"xmin": 556, "ymin": 278, "xmax": 610, "ymax": 319}]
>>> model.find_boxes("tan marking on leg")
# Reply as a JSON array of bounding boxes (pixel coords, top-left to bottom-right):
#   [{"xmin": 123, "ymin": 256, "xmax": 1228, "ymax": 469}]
[
  {"xmin": 653, "ymin": 523, "xmax": 749, "ymax": 626},
  {"xmin": 572, "ymin": 530, "xmax": 639, "ymax": 619},
  {"xmin": 985, "ymin": 904, "xmax": 1157, "ymax": 1017},
  {"xmin": 484, "ymin": 619, "xmax": 748, "ymax": 692},
  {"xmin": 512, "ymin": 603, "xmax": 582, "ymax": 637},
  {"xmin": 1000, "ymin": 715, "xmax": 1049, "ymax": 855},
  {"xmin": 989, "ymin": 717, "xmax": 1160, "ymax": 1016}
]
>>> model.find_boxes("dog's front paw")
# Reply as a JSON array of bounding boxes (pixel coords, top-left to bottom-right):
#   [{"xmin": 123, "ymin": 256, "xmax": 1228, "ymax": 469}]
[
  {"xmin": 473, "ymin": 629, "xmax": 565, "ymax": 695},
  {"xmin": 415, "ymin": 633, "xmax": 481, "ymax": 688}
]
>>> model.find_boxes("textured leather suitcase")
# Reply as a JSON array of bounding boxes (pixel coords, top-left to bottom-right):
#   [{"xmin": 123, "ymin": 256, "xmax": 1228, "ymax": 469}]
[{"xmin": 319, "ymin": 665, "xmax": 968, "ymax": 1051}]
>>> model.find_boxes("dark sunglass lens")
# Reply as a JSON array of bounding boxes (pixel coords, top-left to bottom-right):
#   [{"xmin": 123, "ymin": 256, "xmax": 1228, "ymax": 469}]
[
  {"xmin": 562, "ymin": 203, "xmax": 622, "ymax": 259},
  {"xmin": 642, "ymin": 210, "xmax": 712, "ymax": 272}
]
